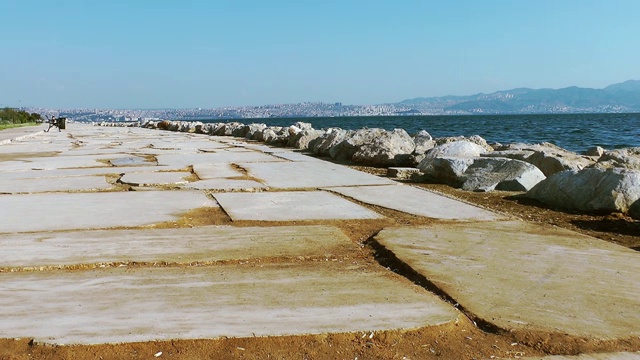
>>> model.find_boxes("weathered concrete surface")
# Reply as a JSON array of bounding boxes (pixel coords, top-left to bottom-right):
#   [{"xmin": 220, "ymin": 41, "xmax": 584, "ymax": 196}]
[
  {"xmin": 0, "ymin": 165, "xmax": 181, "ymax": 180},
  {"xmin": 0, "ymin": 124, "xmax": 47, "ymax": 144},
  {"xmin": 0, "ymin": 262, "xmax": 459, "ymax": 345},
  {"xmin": 0, "ymin": 191, "xmax": 216, "ymax": 233},
  {"xmin": 185, "ymin": 178, "xmax": 267, "ymax": 191},
  {"xmin": 156, "ymin": 151, "xmax": 283, "ymax": 168},
  {"xmin": 375, "ymin": 221, "xmax": 640, "ymax": 339},
  {"xmin": 239, "ymin": 161, "xmax": 395, "ymax": 189},
  {"xmin": 326, "ymin": 185, "xmax": 503, "ymax": 221},
  {"xmin": 109, "ymin": 155, "xmax": 154, "ymax": 166},
  {"xmin": 192, "ymin": 163, "xmax": 243, "ymax": 179},
  {"xmin": 0, "ymin": 225, "xmax": 356, "ymax": 268},
  {"xmin": 521, "ymin": 353, "xmax": 640, "ymax": 360},
  {"xmin": 119, "ymin": 171, "xmax": 190, "ymax": 186},
  {"xmin": 272, "ymin": 151, "xmax": 327, "ymax": 162},
  {"xmin": 0, "ymin": 175, "xmax": 112, "ymax": 193},
  {"xmin": 214, "ymin": 191, "xmax": 383, "ymax": 221},
  {"xmin": 0, "ymin": 153, "xmax": 115, "ymax": 172}
]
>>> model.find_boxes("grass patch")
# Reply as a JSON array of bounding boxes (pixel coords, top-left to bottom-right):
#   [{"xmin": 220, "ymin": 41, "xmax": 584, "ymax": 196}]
[{"xmin": 0, "ymin": 122, "xmax": 39, "ymax": 131}]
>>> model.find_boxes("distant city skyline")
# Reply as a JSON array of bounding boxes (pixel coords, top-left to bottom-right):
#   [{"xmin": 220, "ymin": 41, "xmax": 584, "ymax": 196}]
[{"xmin": 1, "ymin": 0, "xmax": 639, "ymax": 109}]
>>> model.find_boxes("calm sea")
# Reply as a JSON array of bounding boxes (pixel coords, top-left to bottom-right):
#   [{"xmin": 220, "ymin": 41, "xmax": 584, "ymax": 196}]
[{"xmin": 199, "ymin": 113, "xmax": 639, "ymax": 153}]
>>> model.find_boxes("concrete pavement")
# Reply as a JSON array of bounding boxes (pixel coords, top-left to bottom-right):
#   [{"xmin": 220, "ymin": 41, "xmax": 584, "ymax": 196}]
[{"xmin": 1, "ymin": 123, "xmax": 639, "ymax": 354}]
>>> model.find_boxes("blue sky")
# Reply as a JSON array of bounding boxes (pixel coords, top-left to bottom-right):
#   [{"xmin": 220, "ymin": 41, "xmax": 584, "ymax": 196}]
[{"xmin": 1, "ymin": 0, "xmax": 638, "ymax": 109}]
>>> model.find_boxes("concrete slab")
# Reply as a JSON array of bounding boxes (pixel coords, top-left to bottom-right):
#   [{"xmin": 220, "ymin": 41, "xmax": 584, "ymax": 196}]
[
  {"xmin": 119, "ymin": 171, "xmax": 190, "ymax": 186},
  {"xmin": 374, "ymin": 221, "xmax": 640, "ymax": 339},
  {"xmin": 521, "ymin": 353, "xmax": 640, "ymax": 360},
  {"xmin": 240, "ymin": 143, "xmax": 289, "ymax": 153},
  {"xmin": 0, "ymin": 262, "xmax": 459, "ymax": 344},
  {"xmin": 0, "ymin": 124, "xmax": 47, "ymax": 144},
  {"xmin": 185, "ymin": 179, "xmax": 267, "ymax": 191},
  {"xmin": 325, "ymin": 185, "xmax": 502, "ymax": 221},
  {"xmin": 272, "ymin": 152, "xmax": 327, "ymax": 162},
  {"xmin": 150, "ymin": 140, "xmax": 227, "ymax": 151},
  {"xmin": 0, "ymin": 190, "xmax": 216, "ymax": 233},
  {"xmin": 0, "ymin": 166, "xmax": 182, "ymax": 180},
  {"xmin": 109, "ymin": 155, "xmax": 154, "ymax": 166},
  {"xmin": 156, "ymin": 152, "xmax": 283, "ymax": 168},
  {"xmin": 192, "ymin": 163, "xmax": 243, "ymax": 179},
  {"xmin": 239, "ymin": 161, "xmax": 395, "ymax": 189},
  {"xmin": 0, "ymin": 154, "xmax": 114, "ymax": 172},
  {"xmin": 0, "ymin": 175, "xmax": 111, "ymax": 193},
  {"xmin": 214, "ymin": 191, "xmax": 382, "ymax": 221},
  {"xmin": 0, "ymin": 225, "xmax": 355, "ymax": 268}
]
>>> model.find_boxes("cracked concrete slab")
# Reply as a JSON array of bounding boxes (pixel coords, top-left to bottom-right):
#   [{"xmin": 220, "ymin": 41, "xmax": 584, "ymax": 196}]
[
  {"xmin": 185, "ymin": 178, "xmax": 267, "ymax": 191},
  {"xmin": 239, "ymin": 161, "xmax": 395, "ymax": 189},
  {"xmin": 192, "ymin": 163, "xmax": 243, "ymax": 179},
  {"xmin": 0, "ymin": 154, "xmax": 116, "ymax": 172},
  {"xmin": 214, "ymin": 191, "xmax": 383, "ymax": 221},
  {"xmin": 0, "ymin": 225, "xmax": 355, "ymax": 268},
  {"xmin": 374, "ymin": 221, "xmax": 640, "ymax": 339},
  {"xmin": 272, "ymin": 152, "xmax": 327, "ymax": 162},
  {"xmin": 325, "ymin": 185, "xmax": 503, "ymax": 220},
  {"xmin": 0, "ymin": 175, "xmax": 111, "ymax": 193},
  {"xmin": 0, "ymin": 262, "xmax": 459, "ymax": 345},
  {"xmin": 0, "ymin": 166, "xmax": 183, "ymax": 180},
  {"xmin": 0, "ymin": 190, "xmax": 216, "ymax": 233},
  {"xmin": 119, "ymin": 171, "xmax": 190, "ymax": 186},
  {"xmin": 109, "ymin": 155, "xmax": 154, "ymax": 166},
  {"xmin": 0, "ymin": 124, "xmax": 47, "ymax": 144},
  {"xmin": 156, "ymin": 152, "xmax": 283, "ymax": 168}
]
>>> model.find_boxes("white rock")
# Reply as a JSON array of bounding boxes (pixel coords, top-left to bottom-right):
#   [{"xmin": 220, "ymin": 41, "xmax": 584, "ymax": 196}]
[
  {"xmin": 351, "ymin": 129, "xmax": 415, "ymax": 166},
  {"xmin": 527, "ymin": 168, "xmax": 640, "ymax": 215},
  {"xmin": 594, "ymin": 147, "xmax": 640, "ymax": 170}
]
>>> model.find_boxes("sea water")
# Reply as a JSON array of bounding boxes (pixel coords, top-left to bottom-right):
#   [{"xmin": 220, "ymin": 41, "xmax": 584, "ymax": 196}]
[{"xmin": 200, "ymin": 113, "xmax": 639, "ymax": 153}]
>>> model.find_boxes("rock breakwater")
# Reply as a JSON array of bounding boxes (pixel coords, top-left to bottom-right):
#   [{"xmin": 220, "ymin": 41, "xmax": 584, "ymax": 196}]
[{"xmin": 120, "ymin": 120, "xmax": 640, "ymax": 219}]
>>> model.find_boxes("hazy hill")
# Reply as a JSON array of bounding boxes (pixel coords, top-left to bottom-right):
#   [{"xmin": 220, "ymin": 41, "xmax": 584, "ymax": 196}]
[{"xmin": 396, "ymin": 80, "xmax": 640, "ymax": 114}]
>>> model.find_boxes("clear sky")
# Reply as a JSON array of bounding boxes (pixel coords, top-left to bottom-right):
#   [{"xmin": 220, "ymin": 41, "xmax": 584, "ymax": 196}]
[{"xmin": 1, "ymin": 0, "xmax": 638, "ymax": 109}]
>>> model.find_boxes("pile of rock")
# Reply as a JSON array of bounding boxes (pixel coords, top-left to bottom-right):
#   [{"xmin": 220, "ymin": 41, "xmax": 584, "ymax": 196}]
[
  {"xmin": 95, "ymin": 121, "xmax": 140, "ymax": 127},
  {"xmin": 139, "ymin": 120, "xmax": 640, "ymax": 219}
]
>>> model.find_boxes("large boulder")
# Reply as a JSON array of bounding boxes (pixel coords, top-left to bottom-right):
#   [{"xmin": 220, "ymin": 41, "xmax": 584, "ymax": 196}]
[
  {"xmin": 420, "ymin": 157, "xmax": 476, "ymax": 185},
  {"xmin": 460, "ymin": 158, "xmax": 546, "ymax": 192},
  {"xmin": 630, "ymin": 199, "xmax": 640, "ymax": 220},
  {"xmin": 231, "ymin": 124, "xmax": 250, "ymax": 138},
  {"xmin": 258, "ymin": 127, "xmax": 283, "ymax": 143},
  {"xmin": 329, "ymin": 128, "xmax": 387, "ymax": 161},
  {"xmin": 351, "ymin": 129, "xmax": 416, "ymax": 166},
  {"xmin": 167, "ymin": 121, "xmax": 180, "ymax": 132},
  {"xmin": 412, "ymin": 130, "xmax": 435, "ymax": 154},
  {"xmin": 214, "ymin": 122, "xmax": 243, "ymax": 136},
  {"xmin": 592, "ymin": 147, "xmax": 640, "ymax": 170},
  {"xmin": 421, "ymin": 157, "xmax": 545, "ymax": 192},
  {"xmin": 289, "ymin": 129, "xmax": 325, "ymax": 150},
  {"xmin": 434, "ymin": 135, "xmax": 492, "ymax": 151},
  {"xmin": 208, "ymin": 123, "xmax": 225, "ymax": 135},
  {"xmin": 193, "ymin": 122, "xmax": 206, "ymax": 134},
  {"xmin": 293, "ymin": 121, "xmax": 314, "ymax": 131},
  {"xmin": 526, "ymin": 168, "xmax": 640, "ymax": 215},
  {"xmin": 311, "ymin": 128, "xmax": 353, "ymax": 156},
  {"xmin": 244, "ymin": 123, "xmax": 267, "ymax": 140},
  {"xmin": 285, "ymin": 125, "xmax": 304, "ymax": 147},
  {"xmin": 264, "ymin": 127, "xmax": 290, "ymax": 145},
  {"xmin": 417, "ymin": 140, "xmax": 488, "ymax": 172},
  {"xmin": 488, "ymin": 142, "xmax": 594, "ymax": 177}
]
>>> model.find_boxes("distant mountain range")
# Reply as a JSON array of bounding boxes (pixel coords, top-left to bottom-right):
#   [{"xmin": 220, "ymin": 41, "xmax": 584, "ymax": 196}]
[
  {"xmin": 31, "ymin": 80, "xmax": 640, "ymax": 122},
  {"xmin": 395, "ymin": 80, "xmax": 640, "ymax": 114}
]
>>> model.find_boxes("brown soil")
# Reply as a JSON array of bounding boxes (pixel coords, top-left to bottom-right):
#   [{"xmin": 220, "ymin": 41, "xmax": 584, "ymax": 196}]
[
  {"xmin": 2, "ymin": 164, "xmax": 639, "ymax": 359},
  {"xmin": 410, "ymin": 183, "xmax": 640, "ymax": 250}
]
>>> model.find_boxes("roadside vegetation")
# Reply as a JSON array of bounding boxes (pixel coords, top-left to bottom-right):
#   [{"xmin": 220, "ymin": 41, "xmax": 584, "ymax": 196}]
[{"xmin": 0, "ymin": 107, "xmax": 42, "ymax": 130}]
